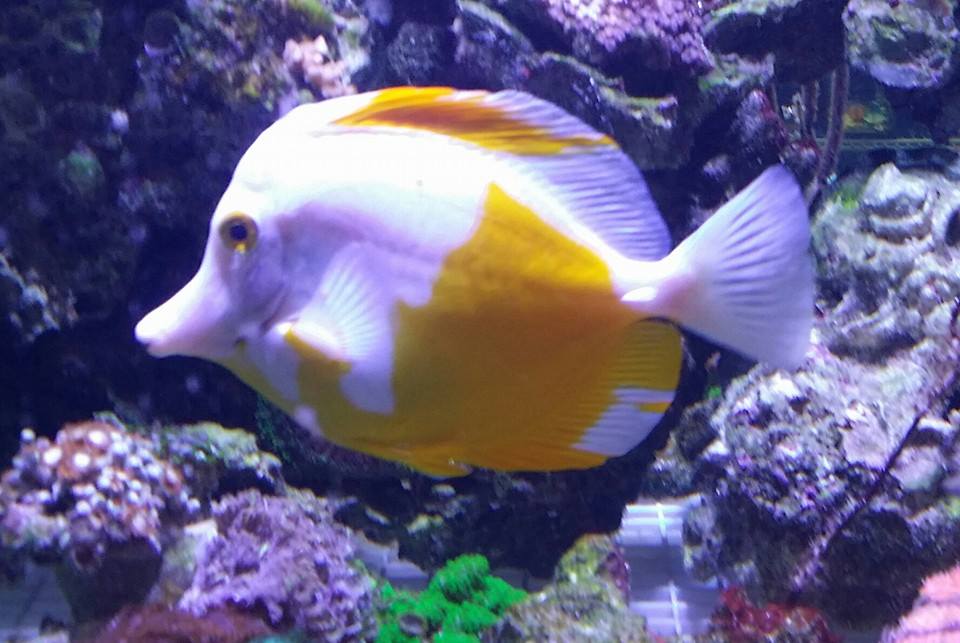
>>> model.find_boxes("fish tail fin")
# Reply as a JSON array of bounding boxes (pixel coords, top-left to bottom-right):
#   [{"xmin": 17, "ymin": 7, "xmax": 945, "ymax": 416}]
[{"xmin": 623, "ymin": 165, "xmax": 814, "ymax": 368}]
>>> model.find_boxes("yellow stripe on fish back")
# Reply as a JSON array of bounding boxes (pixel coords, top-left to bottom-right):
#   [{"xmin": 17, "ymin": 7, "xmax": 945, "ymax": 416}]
[
  {"xmin": 333, "ymin": 87, "xmax": 616, "ymax": 156},
  {"xmin": 288, "ymin": 182, "xmax": 681, "ymax": 475}
]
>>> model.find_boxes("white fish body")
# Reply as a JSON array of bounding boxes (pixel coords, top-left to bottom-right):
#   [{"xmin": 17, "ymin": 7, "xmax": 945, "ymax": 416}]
[{"xmin": 135, "ymin": 87, "xmax": 813, "ymax": 476}]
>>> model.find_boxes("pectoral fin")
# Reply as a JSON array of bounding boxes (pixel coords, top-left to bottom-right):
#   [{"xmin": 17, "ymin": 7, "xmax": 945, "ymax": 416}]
[{"xmin": 285, "ymin": 243, "xmax": 396, "ymax": 414}]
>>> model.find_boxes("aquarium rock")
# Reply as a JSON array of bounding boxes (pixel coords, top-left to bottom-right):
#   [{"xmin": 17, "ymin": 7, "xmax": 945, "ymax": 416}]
[
  {"xmin": 152, "ymin": 420, "xmax": 286, "ymax": 501},
  {"xmin": 492, "ymin": 534, "xmax": 653, "ymax": 641},
  {"xmin": 386, "ymin": 21, "xmax": 456, "ymax": 85},
  {"xmin": 451, "ymin": 1, "xmax": 538, "ymax": 90},
  {"xmin": 661, "ymin": 164, "xmax": 960, "ymax": 629},
  {"xmin": 845, "ymin": 0, "xmax": 959, "ymax": 89},
  {"xmin": 179, "ymin": 488, "xmax": 376, "ymax": 641},
  {"xmin": 0, "ymin": 252, "xmax": 67, "ymax": 347},
  {"xmin": 527, "ymin": 0, "xmax": 714, "ymax": 75},
  {"xmin": 703, "ymin": 0, "xmax": 847, "ymax": 82}
]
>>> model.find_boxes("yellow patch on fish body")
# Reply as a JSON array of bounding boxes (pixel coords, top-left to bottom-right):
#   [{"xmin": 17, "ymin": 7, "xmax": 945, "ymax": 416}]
[{"xmin": 283, "ymin": 182, "xmax": 681, "ymax": 475}]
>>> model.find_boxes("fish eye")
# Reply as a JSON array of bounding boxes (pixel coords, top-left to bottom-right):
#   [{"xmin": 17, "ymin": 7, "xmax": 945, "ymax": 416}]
[{"xmin": 219, "ymin": 213, "xmax": 258, "ymax": 254}]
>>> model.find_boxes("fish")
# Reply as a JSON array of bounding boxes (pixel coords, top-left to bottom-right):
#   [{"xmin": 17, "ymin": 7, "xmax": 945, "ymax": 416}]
[{"xmin": 135, "ymin": 86, "xmax": 813, "ymax": 477}]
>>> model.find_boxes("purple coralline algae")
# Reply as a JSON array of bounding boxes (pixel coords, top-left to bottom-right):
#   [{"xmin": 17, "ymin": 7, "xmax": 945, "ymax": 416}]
[
  {"xmin": 179, "ymin": 488, "xmax": 375, "ymax": 641},
  {"xmin": 538, "ymin": 0, "xmax": 713, "ymax": 74},
  {"xmin": 645, "ymin": 164, "xmax": 960, "ymax": 629}
]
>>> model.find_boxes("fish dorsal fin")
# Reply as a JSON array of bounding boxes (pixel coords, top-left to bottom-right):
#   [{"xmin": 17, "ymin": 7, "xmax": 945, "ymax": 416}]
[
  {"xmin": 314, "ymin": 87, "xmax": 672, "ymax": 261},
  {"xmin": 512, "ymin": 141, "xmax": 672, "ymax": 261},
  {"xmin": 286, "ymin": 243, "xmax": 395, "ymax": 414},
  {"xmin": 481, "ymin": 90, "xmax": 671, "ymax": 261},
  {"xmin": 331, "ymin": 86, "xmax": 615, "ymax": 155}
]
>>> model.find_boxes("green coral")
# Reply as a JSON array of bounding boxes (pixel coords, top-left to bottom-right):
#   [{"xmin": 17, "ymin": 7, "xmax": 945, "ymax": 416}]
[{"xmin": 376, "ymin": 554, "xmax": 526, "ymax": 643}]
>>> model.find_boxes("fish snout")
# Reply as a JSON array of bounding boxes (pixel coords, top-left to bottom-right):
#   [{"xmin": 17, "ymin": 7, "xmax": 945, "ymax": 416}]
[
  {"xmin": 134, "ymin": 307, "xmax": 174, "ymax": 357},
  {"xmin": 134, "ymin": 275, "xmax": 234, "ymax": 360}
]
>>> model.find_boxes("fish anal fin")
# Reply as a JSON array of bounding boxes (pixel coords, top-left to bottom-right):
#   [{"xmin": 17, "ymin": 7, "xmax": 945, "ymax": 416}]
[
  {"xmin": 465, "ymin": 442, "xmax": 607, "ymax": 472},
  {"xmin": 450, "ymin": 320, "xmax": 681, "ymax": 472},
  {"xmin": 359, "ymin": 439, "xmax": 473, "ymax": 478},
  {"xmin": 568, "ymin": 320, "xmax": 680, "ymax": 460}
]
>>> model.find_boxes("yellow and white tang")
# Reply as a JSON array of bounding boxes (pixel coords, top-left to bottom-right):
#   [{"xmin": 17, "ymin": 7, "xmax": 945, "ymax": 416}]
[{"xmin": 135, "ymin": 87, "xmax": 813, "ymax": 477}]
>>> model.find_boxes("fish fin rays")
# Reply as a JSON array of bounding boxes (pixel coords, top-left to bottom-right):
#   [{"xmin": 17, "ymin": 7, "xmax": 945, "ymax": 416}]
[
  {"xmin": 508, "ymin": 147, "xmax": 672, "ymax": 261},
  {"xmin": 330, "ymin": 86, "xmax": 612, "ymax": 155},
  {"xmin": 327, "ymin": 86, "xmax": 671, "ymax": 261},
  {"xmin": 290, "ymin": 243, "xmax": 396, "ymax": 413},
  {"xmin": 570, "ymin": 320, "xmax": 681, "ymax": 460},
  {"xmin": 362, "ymin": 441, "xmax": 473, "ymax": 478},
  {"xmin": 656, "ymin": 165, "xmax": 814, "ymax": 368},
  {"xmin": 460, "ymin": 321, "xmax": 681, "ymax": 471},
  {"xmin": 483, "ymin": 90, "xmax": 672, "ymax": 261}
]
